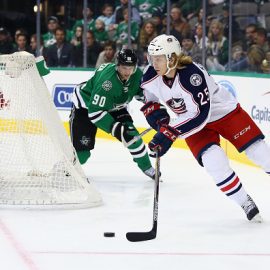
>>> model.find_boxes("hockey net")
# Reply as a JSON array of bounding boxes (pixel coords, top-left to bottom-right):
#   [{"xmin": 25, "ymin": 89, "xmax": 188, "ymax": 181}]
[{"xmin": 0, "ymin": 52, "xmax": 102, "ymax": 208}]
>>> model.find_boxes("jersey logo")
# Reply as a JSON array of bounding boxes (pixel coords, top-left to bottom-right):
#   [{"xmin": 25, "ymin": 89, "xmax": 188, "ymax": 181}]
[
  {"xmin": 102, "ymin": 80, "xmax": 112, "ymax": 91},
  {"xmin": 166, "ymin": 98, "xmax": 187, "ymax": 114},
  {"xmin": 80, "ymin": 136, "xmax": 91, "ymax": 146},
  {"xmin": 120, "ymin": 32, "xmax": 128, "ymax": 41},
  {"xmin": 190, "ymin": 74, "xmax": 202, "ymax": 86}
]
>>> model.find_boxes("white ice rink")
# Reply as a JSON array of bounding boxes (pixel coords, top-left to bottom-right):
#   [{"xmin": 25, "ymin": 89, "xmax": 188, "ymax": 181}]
[{"xmin": 1, "ymin": 138, "xmax": 270, "ymax": 270}]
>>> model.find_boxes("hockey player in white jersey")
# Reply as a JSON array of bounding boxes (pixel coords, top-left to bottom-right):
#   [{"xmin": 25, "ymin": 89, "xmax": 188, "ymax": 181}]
[{"xmin": 141, "ymin": 34, "xmax": 270, "ymax": 222}]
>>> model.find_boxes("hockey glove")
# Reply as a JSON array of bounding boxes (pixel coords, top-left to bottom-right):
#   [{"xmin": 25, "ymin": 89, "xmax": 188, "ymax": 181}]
[
  {"xmin": 141, "ymin": 102, "xmax": 170, "ymax": 131},
  {"xmin": 148, "ymin": 125, "xmax": 179, "ymax": 157},
  {"xmin": 111, "ymin": 122, "xmax": 135, "ymax": 147}
]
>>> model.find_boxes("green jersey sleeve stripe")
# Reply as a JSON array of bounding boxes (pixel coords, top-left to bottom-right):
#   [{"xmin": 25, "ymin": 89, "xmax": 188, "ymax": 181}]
[
  {"xmin": 74, "ymin": 86, "xmax": 87, "ymax": 108},
  {"xmin": 89, "ymin": 111, "xmax": 107, "ymax": 123}
]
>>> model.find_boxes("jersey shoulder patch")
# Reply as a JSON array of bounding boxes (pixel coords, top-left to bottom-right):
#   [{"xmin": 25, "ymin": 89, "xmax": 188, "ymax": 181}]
[
  {"xmin": 177, "ymin": 63, "xmax": 207, "ymax": 92},
  {"xmin": 141, "ymin": 65, "xmax": 158, "ymax": 86},
  {"xmin": 93, "ymin": 64, "xmax": 116, "ymax": 94}
]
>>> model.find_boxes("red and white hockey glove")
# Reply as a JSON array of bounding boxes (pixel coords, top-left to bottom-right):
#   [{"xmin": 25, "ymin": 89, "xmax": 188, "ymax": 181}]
[
  {"xmin": 148, "ymin": 125, "xmax": 179, "ymax": 157},
  {"xmin": 141, "ymin": 102, "xmax": 170, "ymax": 131}
]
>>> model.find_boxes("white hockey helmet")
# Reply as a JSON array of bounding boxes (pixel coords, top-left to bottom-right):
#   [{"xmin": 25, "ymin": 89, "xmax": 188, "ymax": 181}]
[
  {"xmin": 148, "ymin": 34, "xmax": 181, "ymax": 75},
  {"xmin": 148, "ymin": 34, "xmax": 181, "ymax": 59}
]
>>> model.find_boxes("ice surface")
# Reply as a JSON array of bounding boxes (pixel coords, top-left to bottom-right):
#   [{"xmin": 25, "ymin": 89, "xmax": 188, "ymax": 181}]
[{"xmin": 0, "ymin": 139, "xmax": 270, "ymax": 270}]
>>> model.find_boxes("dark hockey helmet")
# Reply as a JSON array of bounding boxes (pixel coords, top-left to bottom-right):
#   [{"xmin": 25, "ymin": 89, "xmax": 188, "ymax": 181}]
[{"xmin": 116, "ymin": 49, "xmax": 137, "ymax": 66}]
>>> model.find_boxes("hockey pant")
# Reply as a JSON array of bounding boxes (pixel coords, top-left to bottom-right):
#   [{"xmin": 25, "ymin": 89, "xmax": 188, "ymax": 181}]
[{"xmin": 69, "ymin": 106, "xmax": 152, "ymax": 172}]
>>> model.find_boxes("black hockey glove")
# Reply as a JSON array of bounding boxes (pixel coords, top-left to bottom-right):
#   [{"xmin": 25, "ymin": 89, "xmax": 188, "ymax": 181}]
[
  {"xmin": 148, "ymin": 125, "xmax": 179, "ymax": 157},
  {"xmin": 111, "ymin": 122, "xmax": 135, "ymax": 147},
  {"xmin": 141, "ymin": 102, "xmax": 170, "ymax": 131}
]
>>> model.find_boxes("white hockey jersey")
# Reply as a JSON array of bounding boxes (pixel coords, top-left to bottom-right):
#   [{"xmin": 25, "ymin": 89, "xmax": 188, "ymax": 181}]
[{"xmin": 140, "ymin": 63, "xmax": 238, "ymax": 139}]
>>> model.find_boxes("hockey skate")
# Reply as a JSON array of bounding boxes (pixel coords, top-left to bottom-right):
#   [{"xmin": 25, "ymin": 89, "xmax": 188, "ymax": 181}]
[
  {"xmin": 143, "ymin": 167, "xmax": 161, "ymax": 180},
  {"xmin": 241, "ymin": 195, "xmax": 262, "ymax": 223}
]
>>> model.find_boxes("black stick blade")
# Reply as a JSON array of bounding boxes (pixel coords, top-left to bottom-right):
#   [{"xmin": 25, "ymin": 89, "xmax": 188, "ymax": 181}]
[{"xmin": 126, "ymin": 230, "xmax": 156, "ymax": 242}]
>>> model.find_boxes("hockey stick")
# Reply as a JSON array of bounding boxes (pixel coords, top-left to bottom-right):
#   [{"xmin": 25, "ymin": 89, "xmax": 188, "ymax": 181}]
[
  {"xmin": 126, "ymin": 148, "xmax": 160, "ymax": 242},
  {"xmin": 125, "ymin": 127, "xmax": 153, "ymax": 147}
]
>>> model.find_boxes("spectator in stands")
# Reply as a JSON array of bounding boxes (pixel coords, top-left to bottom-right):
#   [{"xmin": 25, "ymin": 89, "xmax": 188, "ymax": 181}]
[
  {"xmin": 230, "ymin": 27, "xmax": 270, "ymax": 73},
  {"xmin": 246, "ymin": 44, "xmax": 265, "ymax": 73},
  {"xmin": 220, "ymin": 2, "xmax": 242, "ymax": 43},
  {"xmin": 70, "ymin": 26, "xmax": 83, "ymax": 47},
  {"xmin": 188, "ymin": 8, "xmax": 203, "ymax": 30},
  {"xmin": 232, "ymin": 45, "xmax": 245, "ymax": 63},
  {"xmin": 46, "ymin": 27, "xmax": 73, "ymax": 67},
  {"xmin": 206, "ymin": 19, "xmax": 228, "ymax": 71},
  {"xmin": 43, "ymin": 16, "xmax": 59, "ymax": 48},
  {"xmin": 14, "ymin": 28, "xmax": 28, "ymax": 43},
  {"xmin": 113, "ymin": 7, "xmax": 139, "ymax": 50},
  {"xmin": 194, "ymin": 22, "xmax": 208, "ymax": 49},
  {"xmin": 133, "ymin": 0, "xmax": 165, "ymax": 21},
  {"xmin": 169, "ymin": 4, "xmax": 191, "ymax": 43},
  {"xmin": 95, "ymin": 40, "xmax": 116, "ymax": 68},
  {"xmin": 13, "ymin": 33, "xmax": 31, "ymax": 53},
  {"xmin": 254, "ymin": 27, "xmax": 269, "ymax": 54},
  {"xmin": 225, "ymin": 44, "xmax": 245, "ymax": 71},
  {"xmin": 111, "ymin": 0, "xmax": 141, "ymax": 26},
  {"xmin": 72, "ymin": 6, "xmax": 95, "ymax": 33},
  {"xmin": 96, "ymin": 3, "xmax": 115, "ymax": 31},
  {"xmin": 72, "ymin": 30, "xmax": 102, "ymax": 68},
  {"xmin": 93, "ymin": 19, "xmax": 109, "ymax": 47},
  {"xmin": 138, "ymin": 20, "xmax": 158, "ymax": 66},
  {"xmin": 243, "ymin": 23, "xmax": 257, "ymax": 52},
  {"xmin": 229, "ymin": 44, "xmax": 265, "ymax": 73},
  {"xmin": 150, "ymin": 9, "xmax": 166, "ymax": 35},
  {"xmin": 0, "ymin": 27, "xmax": 14, "ymax": 54},
  {"xmin": 177, "ymin": 0, "xmax": 201, "ymax": 20},
  {"xmin": 181, "ymin": 32, "xmax": 202, "ymax": 64},
  {"xmin": 29, "ymin": 34, "xmax": 47, "ymax": 58}
]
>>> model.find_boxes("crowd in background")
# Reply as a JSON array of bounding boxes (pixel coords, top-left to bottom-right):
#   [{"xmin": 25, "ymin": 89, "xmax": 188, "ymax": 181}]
[{"xmin": 1, "ymin": 0, "xmax": 270, "ymax": 74}]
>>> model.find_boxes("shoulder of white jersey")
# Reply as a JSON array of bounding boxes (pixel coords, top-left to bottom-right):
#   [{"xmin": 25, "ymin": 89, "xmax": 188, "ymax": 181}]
[{"xmin": 141, "ymin": 65, "xmax": 158, "ymax": 87}]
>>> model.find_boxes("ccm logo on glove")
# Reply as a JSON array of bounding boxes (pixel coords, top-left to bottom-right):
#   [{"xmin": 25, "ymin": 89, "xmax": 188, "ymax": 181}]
[
  {"xmin": 160, "ymin": 126, "xmax": 178, "ymax": 141},
  {"xmin": 141, "ymin": 102, "xmax": 161, "ymax": 116}
]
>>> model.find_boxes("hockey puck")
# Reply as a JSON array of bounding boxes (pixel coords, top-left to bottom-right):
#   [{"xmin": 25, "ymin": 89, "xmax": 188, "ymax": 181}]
[{"xmin": 104, "ymin": 232, "xmax": 115, "ymax": 237}]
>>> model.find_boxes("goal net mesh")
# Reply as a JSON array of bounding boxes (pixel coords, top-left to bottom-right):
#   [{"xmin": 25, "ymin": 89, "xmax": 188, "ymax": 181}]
[{"xmin": 0, "ymin": 52, "xmax": 102, "ymax": 208}]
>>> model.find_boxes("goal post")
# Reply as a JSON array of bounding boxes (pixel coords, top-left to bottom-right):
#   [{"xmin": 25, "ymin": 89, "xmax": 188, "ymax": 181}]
[{"xmin": 0, "ymin": 52, "xmax": 102, "ymax": 208}]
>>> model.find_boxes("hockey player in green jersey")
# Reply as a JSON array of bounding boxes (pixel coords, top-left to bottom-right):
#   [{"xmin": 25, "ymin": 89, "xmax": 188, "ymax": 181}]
[{"xmin": 69, "ymin": 49, "xmax": 156, "ymax": 179}]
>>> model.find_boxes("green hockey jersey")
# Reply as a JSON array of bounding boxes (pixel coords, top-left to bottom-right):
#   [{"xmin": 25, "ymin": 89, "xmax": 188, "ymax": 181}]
[{"xmin": 77, "ymin": 63, "xmax": 143, "ymax": 133}]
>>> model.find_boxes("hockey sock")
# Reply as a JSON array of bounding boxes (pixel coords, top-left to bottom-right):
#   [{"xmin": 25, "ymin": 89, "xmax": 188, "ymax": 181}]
[
  {"xmin": 202, "ymin": 145, "xmax": 248, "ymax": 205},
  {"xmin": 216, "ymin": 172, "xmax": 247, "ymax": 205},
  {"xmin": 77, "ymin": 150, "xmax": 90, "ymax": 164},
  {"xmin": 128, "ymin": 138, "xmax": 152, "ymax": 172},
  {"xmin": 245, "ymin": 139, "xmax": 270, "ymax": 173}
]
